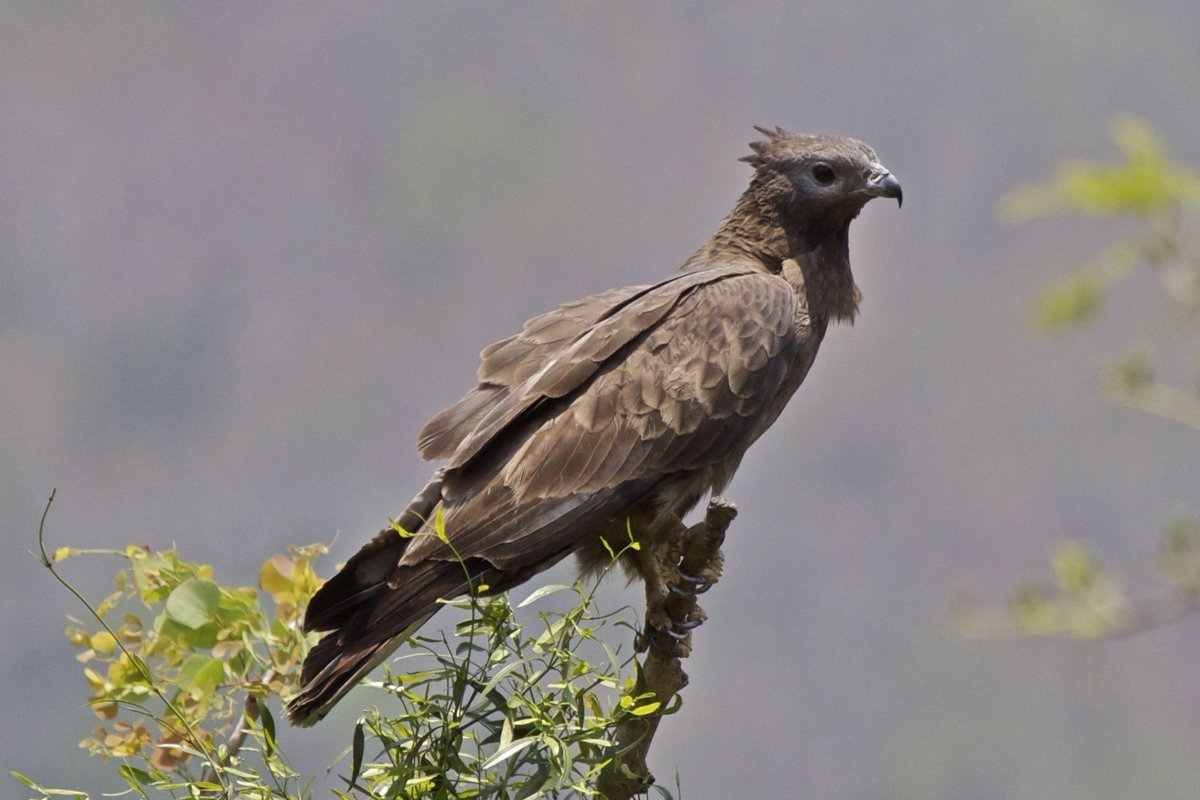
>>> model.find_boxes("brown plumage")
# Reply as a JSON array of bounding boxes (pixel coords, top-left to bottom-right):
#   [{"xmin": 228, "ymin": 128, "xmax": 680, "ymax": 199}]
[{"xmin": 287, "ymin": 128, "xmax": 902, "ymax": 726}]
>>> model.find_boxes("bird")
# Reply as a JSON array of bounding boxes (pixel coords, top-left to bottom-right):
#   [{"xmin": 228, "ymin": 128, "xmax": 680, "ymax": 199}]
[{"xmin": 286, "ymin": 127, "xmax": 902, "ymax": 726}]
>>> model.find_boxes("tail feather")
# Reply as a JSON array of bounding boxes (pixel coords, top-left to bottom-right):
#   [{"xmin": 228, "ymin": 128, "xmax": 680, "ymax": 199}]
[
  {"xmin": 288, "ymin": 471, "xmax": 463, "ymax": 726},
  {"xmin": 304, "ymin": 471, "xmax": 445, "ymax": 633},
  {"xmin": 286, "ymin": 611, "xmax": 434, "ymax": 727},
  {"xmin": 287, "ymin": 470, "xmax": 639, "ymax": 726},
  {"xmin": 287, "ymin": 559, "xmax": 473, "ymax": 726}
]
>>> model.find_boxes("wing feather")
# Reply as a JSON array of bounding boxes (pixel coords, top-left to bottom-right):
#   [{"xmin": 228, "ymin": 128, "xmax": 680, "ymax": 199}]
[
  {"xmin": 407, "ymin": 271, "xmax": 811, "ymax": 574},
  {"xmin": 498, "ymin": 273, "xmax": 800, "ymax": 498},
  {"xmin": 405, "ymin": 268, "xmax": 821, "ymax": 583},
  {"xmin": 437, "ymin": 268, "xmax": 745, "ymax": 499},
  {"xmin": 418, "ymin": 285, "xmax": 647, "ymax": 460}
]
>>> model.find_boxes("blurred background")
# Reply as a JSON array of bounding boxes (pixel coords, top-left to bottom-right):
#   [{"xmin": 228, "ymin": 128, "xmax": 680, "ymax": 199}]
[{"xmin": 3, "ymin": 3, "xmax": 1199, "ymax": 797}]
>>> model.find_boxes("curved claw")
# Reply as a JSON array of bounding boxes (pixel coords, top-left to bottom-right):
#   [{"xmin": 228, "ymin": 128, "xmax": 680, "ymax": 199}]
[
  {"xmin": 673, "ymin": 617, "xmax": 704, "ymax": 631},
  {"xmin": 668, "ymin": 581, "xmax": 697, "ymax": 598},
  {"xmin": 671, "ymin": 570, "xmax": 712, "ymax": 595}
]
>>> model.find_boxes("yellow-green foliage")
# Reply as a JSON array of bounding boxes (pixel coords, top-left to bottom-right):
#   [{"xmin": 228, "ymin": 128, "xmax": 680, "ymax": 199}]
[
  {"xmin": 953, "ymin": 118, "xmax": 1200, "ymax": 645},
  {"xmin": 19, "ymin": 528, "xmax": 673, "ymax": 799},
  {"xmin": 58, "ymin": 542, "xmax": 322, "ymax": 773},
  {"xmin": 1000, "ymin": 116, "xmax": 1200, "ymax": 332}
]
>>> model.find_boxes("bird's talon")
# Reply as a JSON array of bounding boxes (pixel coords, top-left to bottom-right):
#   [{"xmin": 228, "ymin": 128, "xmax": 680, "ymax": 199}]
[
  {"xmin": 671, "ymin": 570, "xmax": 711, "ymax": 594},
  {"xmin": 668, "ymin": 582, "xmax": 696, "ymax": 598}
]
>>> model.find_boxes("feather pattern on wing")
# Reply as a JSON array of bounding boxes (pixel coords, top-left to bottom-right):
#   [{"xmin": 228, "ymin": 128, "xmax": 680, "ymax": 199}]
[
  {"xmin": 417, "ymin": 285, "xmax": 646, "ymax": 460},
  {"xmin": 438, "ymin": 267, "xmax": 759, "ymax": 501},
  {"xmin": 397, "ymin": 268, "xmax": 820, "ymax": 572}
]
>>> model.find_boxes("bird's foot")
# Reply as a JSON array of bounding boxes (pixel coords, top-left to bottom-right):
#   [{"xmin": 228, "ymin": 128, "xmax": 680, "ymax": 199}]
[
  {"xmin": 637, "ymin": 614, "xmax": 705, "ymax": 658},
  {"xmin": 667, "ymin": 568, "xmax": 712, "ymax": 598},
  {"xmin": 638, "ymin": 497, "xmax": 737, "ymax": 659}
]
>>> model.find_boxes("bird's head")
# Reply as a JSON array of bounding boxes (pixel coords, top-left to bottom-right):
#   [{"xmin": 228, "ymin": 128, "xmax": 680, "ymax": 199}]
[{"xmin": 741, "ymin": 127, "xmax": 902, "ymax": 227}]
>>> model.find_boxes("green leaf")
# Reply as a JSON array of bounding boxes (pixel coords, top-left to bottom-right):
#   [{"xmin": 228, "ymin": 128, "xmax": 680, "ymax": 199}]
[
  {"xmin": 164, "ymin": 578, "xmax": 220, "ymax": 629},
  {"xmin": 480, "ymin": 659, "xmax": 531, "ymax": 697},
  {"xmin": 155, "ymin": 617, "xmax": 219, "ymax": 649},
  {"xmin": 258, "ymin": 555, "xmax": 294, "ymax": 596},
  {"xmin": 1051, "ymin": 541, "xmax": 1097, "ymax": 594},
  {"xmin": 598, "ymin": 536, "xmax": 615, "ymax": 561},
  {"xmin": 118, "ymin": 764, "xmax": 153, "ymax": 787},
  {"xmin": 10, "ymin": 772, "xmax": 37, "ymax": 789},
  {"xmin": 1000, "ymin": 115, "xmax": 1200, "ymax": 221},
  {"xmin": 350, "ymin": 721, "xmax": 365, "ymax": 784},
  {"xmin": 89, "ymin": 631, "xmax": 117, "ymax": 656},
  {"xmin": 1110, "ymin": 115, "xmax": 1162, "ymax": 163},
  {"xmin": 433, "ymin": 506, "xmax": 446, "ymax": 542},
  {"xmin": 512, "ymin": 760, "xmax": 552, "ymax": 800},
  {"xmin": 482, "ymin": 736, "xmax": 538, "ymax": 769},
  {"xmin": 517, "ymin": 583, "xmax": 573, "ymax": 608},
  {"xmin": 175, "ymin": 654, "xmax": 211, "ymax": 689},
  {"xmin": 8, "ymin": 772, "xmax": 87, "ymax": 798},
  {"xmin": 599, "ymin": 638, "xmax": 622, "ymax": 675},
  {"xmin": 1032, "ymin": 273, "xmax": 1102, "ymax": 331},
  {"xmin": 630, "ymin": 700, "xmax": 662, "ymax": 716},
  {"xmin": 1104, "ymin": 353, "xmax": 1153, "ymax": 395},
  {"xmin": 533, "ymin": 616, "xmax": 571, "ymax": 652},
  {"xmin": 403, "ymin": 774, "xmax": 436, "ymax": 791},
  {"xmin": 498, "ymin": 715, "xmax": 514, "ymax": 751},
  {"xmin": 259, "ymin": 702, "xmax": 277, "ymax": 758},
  {"xmin": 189, "ymin": 657, "xmax": 226, "ymax": 704}
]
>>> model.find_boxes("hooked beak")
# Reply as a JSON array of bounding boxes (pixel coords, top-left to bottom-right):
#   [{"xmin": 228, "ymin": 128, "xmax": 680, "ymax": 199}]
[{"xmin": 866, "ymin": 165, "xmax": 903, "ymax": 208}]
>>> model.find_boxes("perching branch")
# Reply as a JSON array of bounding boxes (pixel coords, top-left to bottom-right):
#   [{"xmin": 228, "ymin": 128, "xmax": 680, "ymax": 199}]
[{"xmin": 597, "ymin": 497, "xmax": 737, "ymax": 799}]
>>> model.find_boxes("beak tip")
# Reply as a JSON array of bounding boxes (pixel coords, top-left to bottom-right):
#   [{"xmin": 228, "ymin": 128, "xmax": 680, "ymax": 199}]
[{"xmin": 880, "ymin": 174, "xmax": 903, "ymax": 209}]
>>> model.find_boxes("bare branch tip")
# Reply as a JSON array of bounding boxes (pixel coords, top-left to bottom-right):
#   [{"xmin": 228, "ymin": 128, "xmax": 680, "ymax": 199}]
[{"xmin": 36, "ymin": 488, "xmax": 57, "ymax": 568}]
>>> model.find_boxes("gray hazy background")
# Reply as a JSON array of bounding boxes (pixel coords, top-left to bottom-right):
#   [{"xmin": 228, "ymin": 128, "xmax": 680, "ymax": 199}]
[{"xmin": 4, "ymin": 4, "xmax": 1199, "ymax": 798}]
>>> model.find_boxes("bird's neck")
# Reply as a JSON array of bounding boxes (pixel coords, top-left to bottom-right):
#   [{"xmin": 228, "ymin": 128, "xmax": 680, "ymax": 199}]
[{"xmin": 684, "ymin": 190, "xmax": 860, "ymax": 322}]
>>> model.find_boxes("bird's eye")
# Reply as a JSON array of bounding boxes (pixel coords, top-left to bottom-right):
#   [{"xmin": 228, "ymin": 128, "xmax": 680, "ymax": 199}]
[{"xmin": 811, "ymin": 163, "xmax": 836, "ymax": 185}]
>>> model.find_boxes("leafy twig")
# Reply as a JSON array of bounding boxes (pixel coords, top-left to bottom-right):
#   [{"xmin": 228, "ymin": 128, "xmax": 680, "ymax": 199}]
[
  {"xmin": 199, "ymin": 669, "xmax": 277, "ymax": 785},
  {"xmin": 34, "ymin": 489, "xmax": 229, "ymax": 796}
]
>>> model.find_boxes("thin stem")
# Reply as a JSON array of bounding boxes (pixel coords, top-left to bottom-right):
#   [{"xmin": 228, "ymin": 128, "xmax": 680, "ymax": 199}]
[
  {"xmin": 35, "ymin": 490, "xmax": 229, "ymax": 796},
  {"xmin": 199, "ymin": 669, "xmax": 276, "ymax": 785}
]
